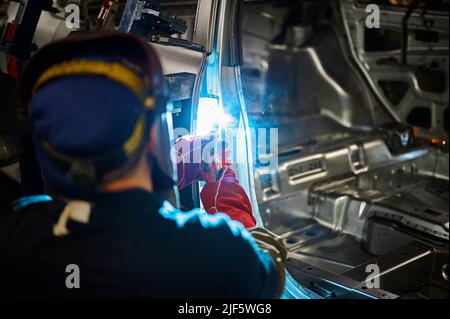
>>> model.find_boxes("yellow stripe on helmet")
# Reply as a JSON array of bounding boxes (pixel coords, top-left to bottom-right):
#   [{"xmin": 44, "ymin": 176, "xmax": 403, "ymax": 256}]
[
  {"xmin": 33, "ymin": 59, "xmax": 154, "ymax": 110},
  {"xmin": 123, "ymin": 115, "xmax": 146, "ymax": 156}
]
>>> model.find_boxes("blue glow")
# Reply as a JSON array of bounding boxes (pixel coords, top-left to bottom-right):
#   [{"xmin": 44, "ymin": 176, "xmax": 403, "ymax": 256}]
[
  {"xmin": 282, "ymin": 272, "xmax": 319, "ymax": 299},
  {"xmin": 196, "ymin": 97, "xmax": 223, "ymax": 135},
  {"xmin": 11, "ymin": 195, "xmax": 53, "ymax": 211}
]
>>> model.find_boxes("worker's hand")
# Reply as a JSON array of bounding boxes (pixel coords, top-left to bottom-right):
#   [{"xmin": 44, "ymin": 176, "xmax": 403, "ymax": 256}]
[
  {"xmin": 200, "ymin": 166, "xmax": 257, "ymax": 229},
  {"xmin": 248, "ymin": 227, "xmax": 287, "ymax": 298},
  {"xmin": 174, "ymin": 134, "xmax": 230, "ymax": 190},
  {"xmin": 175, "ymin": 136, "xmax": 256, "ymax": 228}
]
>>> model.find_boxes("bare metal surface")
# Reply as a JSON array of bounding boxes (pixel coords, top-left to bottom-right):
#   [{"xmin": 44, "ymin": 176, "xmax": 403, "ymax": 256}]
[
  {"xmin": 237, "ymin": 1, "xmax": 448, "ymax": 298},
  {"xmin": 151, "ymin": 42, "xmax": 204, "ymax": 75},
  {"xmin": 340, "ymin": 1, "xmax": 449, "ymax": 132},
  {"xmin": 193, "ymin": 0, "xmax": 218, "ymax": 53},
  {"xmin": 256, "ymin": 135, "xmax": 448, "ymax": 297}
]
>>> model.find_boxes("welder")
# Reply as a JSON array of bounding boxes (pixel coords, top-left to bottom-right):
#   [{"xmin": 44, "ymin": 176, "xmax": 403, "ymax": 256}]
[{"xmin": 0, "ymin": 32, "xmax": 286, "ymax": 299}]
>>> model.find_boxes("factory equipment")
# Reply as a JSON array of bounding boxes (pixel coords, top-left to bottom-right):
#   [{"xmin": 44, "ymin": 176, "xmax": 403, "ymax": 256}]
[
  {"xmin": 240, "ymin": 0, "xmax": 448, "ymax": 299},
  {"xmin": 0, "ymin": 0, "xmax": 448, "ymax": 299}
]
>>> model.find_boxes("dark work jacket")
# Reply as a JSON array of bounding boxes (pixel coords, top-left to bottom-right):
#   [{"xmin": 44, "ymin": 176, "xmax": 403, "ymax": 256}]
[{"xmin": 0, "ymin": 190, "xmax": 279, "ymax": 299}]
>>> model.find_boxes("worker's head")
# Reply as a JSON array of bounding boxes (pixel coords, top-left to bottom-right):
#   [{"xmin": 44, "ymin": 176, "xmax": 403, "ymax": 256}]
[{"xmin": 18, "ymin": 32, "xmax": 176, "ymax": 197}]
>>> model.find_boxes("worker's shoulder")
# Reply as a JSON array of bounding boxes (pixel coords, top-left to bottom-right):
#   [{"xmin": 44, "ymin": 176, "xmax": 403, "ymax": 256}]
[
  {"xmin": 158, "ymin": 201, "xmax": 255, "ymax": 245},
  {"xmin": 0, "ymin": 195, "xmax": 63, "ymax": 242},
  {"xmin": 156, "ymin": 201, "xmax": 278, "ymax": 298},
  {"xmin": 1, "ymin": 194, "xmax": 62, "ymax": 219}
]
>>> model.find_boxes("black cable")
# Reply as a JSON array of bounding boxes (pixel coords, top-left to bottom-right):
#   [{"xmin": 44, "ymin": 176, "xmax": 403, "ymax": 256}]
[{"xmin": 401, "ymin": 0, "xmax": 419, "ymax": 65}]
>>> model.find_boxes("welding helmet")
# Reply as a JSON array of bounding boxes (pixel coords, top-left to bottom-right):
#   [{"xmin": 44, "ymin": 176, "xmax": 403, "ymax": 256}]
[{"xmin": 18, "ymin": 32, "xmax": 177, "ymax": 198}]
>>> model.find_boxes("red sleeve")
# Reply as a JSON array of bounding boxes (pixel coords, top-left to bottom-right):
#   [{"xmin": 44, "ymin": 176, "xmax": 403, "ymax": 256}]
[
  {"xmin": 175, "ymin": 135, "xmax": 218, "ymax": 190},
  {"xmin": 200, "ymin": 167, "xmax": 256, "ymax": 229}
]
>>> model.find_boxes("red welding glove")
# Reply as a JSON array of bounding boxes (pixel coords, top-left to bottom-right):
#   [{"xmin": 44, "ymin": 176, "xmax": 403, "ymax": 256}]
[
  {"xmin": 200, "ymin": 166, "xmax": 257, "ymax": 229},
  {"xmin": 175, "ymin": 134, "xmax": 229, "ymax": 189}
]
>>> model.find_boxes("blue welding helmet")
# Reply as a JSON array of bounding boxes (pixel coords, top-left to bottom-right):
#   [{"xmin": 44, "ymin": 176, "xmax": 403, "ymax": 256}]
[{"xmin": 18, "ymin": 32, "xmax": 177, "ymax": 197}]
